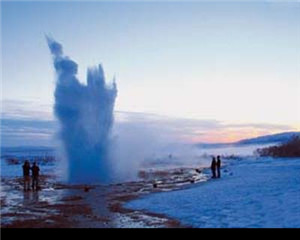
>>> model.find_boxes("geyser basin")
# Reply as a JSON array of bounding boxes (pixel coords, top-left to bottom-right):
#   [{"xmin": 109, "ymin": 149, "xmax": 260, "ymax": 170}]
[{"xmin": 47, "ymin": 37, "xmax": 117, "ymax": 184}]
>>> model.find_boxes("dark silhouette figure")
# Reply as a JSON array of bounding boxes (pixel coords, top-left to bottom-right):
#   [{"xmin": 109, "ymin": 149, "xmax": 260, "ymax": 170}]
[
  {"xmin": 216, "ymin": 155, "xmax": 221, "ymax": 178},
  {"xmin": 31, "ymin": 162, "xmax": 40, "ymax": 191},
  {"xmin": 22, "ymin": 160, "xmax": 31, "ymax": 191},
  {"xmin": 211, "ymin": 157, "xmax": 217, "ymax": 178}
]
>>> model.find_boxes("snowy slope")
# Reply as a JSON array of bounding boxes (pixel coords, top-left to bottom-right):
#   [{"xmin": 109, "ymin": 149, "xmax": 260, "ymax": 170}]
[
  {"xmin": 125, "ymin": 157, "xmax": 300, "ymax": 228},
  {"xmin": 237, "ymin": 131, "xmax": 300, "ymax": 145}
]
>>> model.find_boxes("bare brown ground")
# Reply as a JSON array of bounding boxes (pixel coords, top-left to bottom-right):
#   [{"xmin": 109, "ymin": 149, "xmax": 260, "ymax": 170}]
[{"xmin": 1, "ymin": 167, "xmax": 207, "ymax": 228}]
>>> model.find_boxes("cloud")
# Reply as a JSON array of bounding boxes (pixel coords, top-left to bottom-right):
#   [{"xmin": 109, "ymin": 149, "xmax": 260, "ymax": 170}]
[
  {"xmin": 115, "ymin": 111, "xmax": 294, "ymax": 143},
  {"xmin": 0, "ymin": 99, "xmax": 295, "ymax": 147},
  {"xmin": 225, "ymin": 122, "xmax": 293, "ymax": 131},
  {"xmin": 1, "ymin": 99, "xmax": 53, "ymax": 120},
  {"xmin": 0, "ymin": 118, "xmax": 56, "ymax": 147}
]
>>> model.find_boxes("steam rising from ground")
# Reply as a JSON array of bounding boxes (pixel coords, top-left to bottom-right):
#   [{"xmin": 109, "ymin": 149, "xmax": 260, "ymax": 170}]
[
  {"xmin": 46, "ymin": 38, "xmax": 235, "ymax": 184},
  {"xmin": 47, "ymin": 37, "xmax": 117, "ymax": 184}
]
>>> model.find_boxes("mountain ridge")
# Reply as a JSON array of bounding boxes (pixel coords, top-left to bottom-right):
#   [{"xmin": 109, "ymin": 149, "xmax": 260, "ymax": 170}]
[{"xmin": 195, "ymin": 131, "xmax": 300, "ymax": 149}]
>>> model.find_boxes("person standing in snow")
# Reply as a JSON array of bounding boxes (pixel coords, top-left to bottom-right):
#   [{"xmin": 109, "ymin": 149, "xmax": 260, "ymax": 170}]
[
  {"xmin": 31, "ymin": 162, "xmax": 40, "ymax": 191},
  {"xmin": 22, "ymin": 160, "xmax": 31, "ymax": 191},
  {"xmin": 211, "ymin": 156, "xmax": 217, "ymax": 178},
  {"xmin": 216, "ymin": 155, "xmax": 221, "ymax": 178}
]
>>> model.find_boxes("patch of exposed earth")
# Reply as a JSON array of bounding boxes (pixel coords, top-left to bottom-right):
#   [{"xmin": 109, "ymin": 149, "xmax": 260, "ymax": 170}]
[{"xmin": 1, "ymin": 167, "xmax": 208, "ymax": 228}]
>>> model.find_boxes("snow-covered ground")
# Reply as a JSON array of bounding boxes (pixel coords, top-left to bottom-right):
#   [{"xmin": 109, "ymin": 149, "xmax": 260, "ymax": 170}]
[{"xmin": 125, "ymin": 157, "xmax": 300, "ymax": 228}]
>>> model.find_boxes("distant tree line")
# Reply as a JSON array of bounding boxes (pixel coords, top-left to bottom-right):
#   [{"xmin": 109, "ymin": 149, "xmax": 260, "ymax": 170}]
[{"xmin": 256, "ymin": 136, "xmax": 300, "ymax": 157}]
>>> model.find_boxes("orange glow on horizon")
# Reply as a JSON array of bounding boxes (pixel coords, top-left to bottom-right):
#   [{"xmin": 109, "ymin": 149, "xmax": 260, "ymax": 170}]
[{"xmin": 187, "ymin": 128, "xmax": 294, "ymax": 144}]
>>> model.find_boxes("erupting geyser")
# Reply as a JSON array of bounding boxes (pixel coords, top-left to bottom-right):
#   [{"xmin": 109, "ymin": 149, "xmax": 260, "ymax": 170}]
[{"xmin": 47, "ymin": 37, "xmax": 117, "ymax": 183}]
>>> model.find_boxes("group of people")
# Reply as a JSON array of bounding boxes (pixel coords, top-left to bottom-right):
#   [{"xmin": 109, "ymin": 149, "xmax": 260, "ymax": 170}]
[
  {"xmin": 22, "ymin": 160, "xmax": 40, "ymax": 191},
  {"xmin": 211, "ymin": 155, "xmax": 221, "ymax": 178}
]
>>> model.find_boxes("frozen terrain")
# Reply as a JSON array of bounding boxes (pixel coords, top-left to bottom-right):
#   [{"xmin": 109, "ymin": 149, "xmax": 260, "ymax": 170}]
[
  {"xmin": 126, "ymin": 157, "xmax": 300, "ymax": 228},
  {"xmin": 2, "ymin": 143, "xmax": 300, "ymax": 228},
  {"xmin": 0, "ymin": 146, "xmax": 207, "ymax": 228}
]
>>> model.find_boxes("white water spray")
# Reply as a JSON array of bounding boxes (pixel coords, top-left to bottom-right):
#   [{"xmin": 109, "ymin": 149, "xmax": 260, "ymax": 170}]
[{"xmin": 47, "ymin": 37, "xmax": 117, "ymax": 183}]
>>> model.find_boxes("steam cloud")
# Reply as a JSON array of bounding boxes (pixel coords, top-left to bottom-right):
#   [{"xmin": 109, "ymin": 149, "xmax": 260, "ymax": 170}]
[{"xmin": 47, "ymin": 37, "xmax": 117, "ymax": 183}]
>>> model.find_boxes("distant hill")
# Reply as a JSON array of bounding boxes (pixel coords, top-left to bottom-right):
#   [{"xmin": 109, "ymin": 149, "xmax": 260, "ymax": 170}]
[
  {"xmin": 1, "ymin": 146, "xmax": 55, "ymax": 157},
  {"xmin": 1, "ymin": 146, "xmax": 54, "ymax": 152},
  {"xmin": 195, "ymin": 131, "xmax": 300, "ymax": 148},
  {"xmin": 237, "ymin": 132, "xmax": 300, "ymax": 145}
]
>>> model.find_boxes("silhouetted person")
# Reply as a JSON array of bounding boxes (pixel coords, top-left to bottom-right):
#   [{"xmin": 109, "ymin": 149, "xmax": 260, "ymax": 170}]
[
  {"xmin": 22, "ymin": 160, "xmax": 31, "ymax": 191},
  {"xmin": 31, "ymin": 162, "xmax": 40, "ymax": 191},
  {"xmin": 216, "ymin": 155, "xmax": 221, "ymax": 178},
  {"xmin": 211, "ymin": 156, "xmax": 217, "ymax": 178}
]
